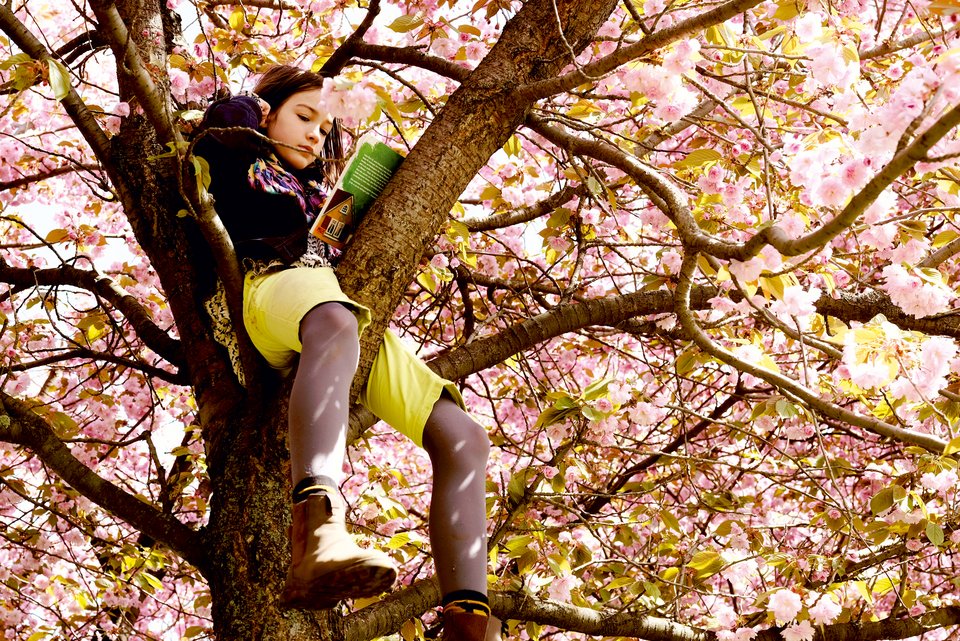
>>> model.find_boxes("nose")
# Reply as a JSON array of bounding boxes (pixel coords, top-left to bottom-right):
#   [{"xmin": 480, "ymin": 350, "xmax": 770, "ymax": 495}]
[{"xmin": 308, "ymin": 124, "xmax": 326, "ymax": 144}]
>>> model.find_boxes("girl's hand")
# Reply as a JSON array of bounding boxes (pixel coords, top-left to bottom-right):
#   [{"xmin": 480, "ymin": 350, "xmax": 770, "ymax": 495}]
[{"xmin": 256, "ymin": 97, "xmax": 271, "ymax": 126}]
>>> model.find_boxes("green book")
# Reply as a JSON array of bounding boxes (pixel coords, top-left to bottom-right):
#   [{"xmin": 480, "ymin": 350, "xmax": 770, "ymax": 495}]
[{"xmin": 310, "ymin": 136, "xmax": 405, "ymax": 250}]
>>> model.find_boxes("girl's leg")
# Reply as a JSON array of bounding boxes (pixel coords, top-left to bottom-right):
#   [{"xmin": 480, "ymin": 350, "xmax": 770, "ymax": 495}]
[
  {"xmin": 422, "ymin": 397, "xmax": 500, "ymax": 640},
  {"xmin": 288, "ymin": 302, "xmax": 358, "ymax": 487},
  {"xmin": 281, "ymin": 303, "xmax": 396, "ymax": 609}
]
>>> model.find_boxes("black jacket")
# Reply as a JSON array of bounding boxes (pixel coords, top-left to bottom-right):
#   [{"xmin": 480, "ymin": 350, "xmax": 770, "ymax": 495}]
[{"xmin": 194, "ymin": 96, "xmax": 323, "ymax": 264}]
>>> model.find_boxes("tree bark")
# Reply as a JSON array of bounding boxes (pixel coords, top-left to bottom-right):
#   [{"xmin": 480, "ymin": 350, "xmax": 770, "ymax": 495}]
[{"xmin": 337, "ymin": 0, "xmax": 620, "ymax": 396}]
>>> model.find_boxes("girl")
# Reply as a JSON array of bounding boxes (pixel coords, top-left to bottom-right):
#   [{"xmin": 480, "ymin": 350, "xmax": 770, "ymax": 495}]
[{"xmin": 196, "ymin": 65, "xmax": 498, "ymax": 641}]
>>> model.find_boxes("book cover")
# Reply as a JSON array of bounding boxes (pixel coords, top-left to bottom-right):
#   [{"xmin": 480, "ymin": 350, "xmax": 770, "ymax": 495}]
[{"xmin": 309, "ymin": 136, "xmax": 405, "ymax": 250}]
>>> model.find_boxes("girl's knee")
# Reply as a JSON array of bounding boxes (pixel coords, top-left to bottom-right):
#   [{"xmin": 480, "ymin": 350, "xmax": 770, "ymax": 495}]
[
  {"xmin": 425, "ymin": 400, "xmax": 490, "ymax": 464},
  {"xmin": 300, "ymin": 302, "xmax": 359, "ymax": 343}
]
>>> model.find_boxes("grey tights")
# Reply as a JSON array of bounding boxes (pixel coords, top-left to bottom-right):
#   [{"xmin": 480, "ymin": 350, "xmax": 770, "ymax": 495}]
[{"xmin": 290, "ymin": 302, "xmax": 490, "ymax": 595}]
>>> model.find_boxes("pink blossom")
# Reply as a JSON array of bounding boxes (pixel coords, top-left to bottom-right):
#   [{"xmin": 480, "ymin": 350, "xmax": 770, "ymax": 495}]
[
  {"xmin": 886, "ymin": 238, "xmax": 929, "ymax": 264},
  {"xmin": 777, "ymin": 214, "xmax": 807, "ymax": 239},
  {"xmin": 881, "ymin": 264, "xmax": 952, "ymax": 318},
  {"xmin": 768, "ymin": 589, "xmax": 803, "ymax": 623},
  {"xmin": 783, "ymin": 421, "xmax": 815, "ymax": 440},
  {"xmin": 547, "ymin": 235, "xmax": 571, "ymax": 253},
  {"xmin": 782, "ymin": 620, "xmax": 816, "ymax": 641},
  {"xmin": 860, "ymin": 223, "xmax": 896, "ymax": 251},
  {"xmin": 905, "ymin": 539, "xmax": 923, "ymax": 551},
  {"xmin": 808, "ymin": 595, "xmax": 842, "ymax": 625},
  {"xmin": 717, "ymin": 629, "xmax": 757, "ymax": 641},
  {"xmin": 814, "ymin": 175, "xmax": 850, "ymax": 207},
  {"xmin": 547, "ymin": 573, "xmax": 581, "ymax": 601},
  {"xmin": 431, "ymin": 38, "xmax": 459, "ymax": 59},
  {"xmin": 807, "ymin": 42, "xmax": 858, "ymax": 88},
  {"xmin": 630, "ymin": 401, "xmax": 666, "ymax": 426},
  {"xmin": 661, "ymin": 250, "xmax": 682, "ymax": 274},
  {"xmin": 769, "ymin": 285, "xmax": 822, "ymax": 327},
  {"xmin": 663, "ymin": 39, "xmax": 701, "ymax": 74},
  {"xmin": 729, "ymin": 257, "xmax": 764, "ymax": 282},
  {"xmin": 710, "ymin": 296, "xmax": 740, "ymax": 314},
  {"xmin": 920, "ymin": 470, "xmax": 958, "ymax": 494},
  {"xmin": 793, "ymin": 13, "xmax": 823, "ymax": 39}
]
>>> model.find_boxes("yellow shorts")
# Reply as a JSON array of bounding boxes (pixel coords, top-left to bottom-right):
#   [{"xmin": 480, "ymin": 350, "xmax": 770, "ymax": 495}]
[{"xmin": 242, "ymin": 266, "xmax": 464, "ymax": 447}]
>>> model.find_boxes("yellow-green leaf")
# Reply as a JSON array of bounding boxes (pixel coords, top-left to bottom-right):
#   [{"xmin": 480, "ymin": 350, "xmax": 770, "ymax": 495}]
[
  {"xmin": 229, "ymin": 9, "xmax": 246, "ymax": 31},
  {"xmin": 387, "ymin": 532, "xmax": 411, "ymax": 549},
  {"xmin": 926, "ymin": 521, "xmax": 945, "ymax": 547},
  {"xmin": 686, "ymin": 549, "xmax": 725, "ymax": 578},
  {"xmin": 944, "ymin": 435, "xmax": 960, "ymax": 455},
  {"xmin": 674, "ymin": 148, "xmax": 722, "ymax": 169},
  {"xmin": 47, "ymin": 58, "xmax": 71, "ymax": 101},
  {"xmin": 45, "ymin": 228, "xmax": 71, "ymax": 244},
  {"xmin": 388, "ymin": 15, "xmax": 424, "ymax": 32},
  {"xmin": 775, "ymin": 0, "xmax": 802, "ymax": 21}
]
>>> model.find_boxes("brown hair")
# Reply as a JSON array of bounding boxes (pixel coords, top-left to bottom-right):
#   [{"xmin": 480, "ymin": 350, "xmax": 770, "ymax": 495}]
[{"xmin": 254, "ymin": 65, "xmax": 345, "ymax": 185}]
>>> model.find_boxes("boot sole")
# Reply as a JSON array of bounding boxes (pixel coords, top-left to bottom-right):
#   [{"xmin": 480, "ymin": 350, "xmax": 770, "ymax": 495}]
[{"xmin": 280, "ymin": 561, "xmax": 398, "ymax": 609}]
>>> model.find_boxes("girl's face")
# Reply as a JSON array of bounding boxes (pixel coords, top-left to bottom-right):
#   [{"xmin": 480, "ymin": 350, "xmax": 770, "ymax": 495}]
[{"xmin": 264, "ymin": 88, "xmax": 333, "ymax": 171}]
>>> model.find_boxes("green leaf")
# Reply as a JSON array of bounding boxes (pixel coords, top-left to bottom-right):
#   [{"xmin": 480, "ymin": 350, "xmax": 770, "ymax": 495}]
[
  {"xmin": 503, "ymin": 135, "xmax": 521, "ymax": 156},
  {"xmin": 47, "ymin": 58, "xmax": 71, "ymax": 101},
  {"xmin": 388, "ymin": 15, "xmax": 424, "ymax": 32},
  {"xmin": 926, "ymin": 521, "xmax": 945, "ymax": 547},
  {"xmin": 582, "ymin": 378, "xmax": 612, "ymax": 401},
  {"xmin": 228, "ymin": 9, "xmax": 246, "ymax": 31},
  {"xmin": 660, "ymin": 509, "xmax": 681, "ymax": 532},
  {"xmin": 44, "ymin": 228, "xmax": 70, "ymax": 243},
  {"xmin": 870, "ymin": 485, "xmax": 905, "ymax": 515},
  {"xmin": 673, "ymin": 148, "xmax": 721, "ymax": 169},
  {"xmin": 192, "ymin": 155, "xmax": 211, "ymax": 193},
  {"xmin": 943, "ymin": 435, "xmax": 960, "ymax": 455},
  {"xmin": 0, "ymin": 52, "xmax": 32, "ymax": 71},
  {"xmin": 605, "ymin": 576, "xmax": 636, "ymax": 590},
  {"xmin": 686, "ymin": 549, "xmax": 725, "ymax": 579},
  {"xmin": 774, "ymin": 0, "xmax": 802, "ymax": 21},
  {"xmin": 386, "ymin": 532, "xmax": 411, "ymax": 549}
]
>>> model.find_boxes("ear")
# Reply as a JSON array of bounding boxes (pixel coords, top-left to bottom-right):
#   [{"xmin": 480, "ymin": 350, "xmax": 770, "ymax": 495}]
[{"xmin": 260, "ymin": 110, "xmax": 273, "ymax": 129}]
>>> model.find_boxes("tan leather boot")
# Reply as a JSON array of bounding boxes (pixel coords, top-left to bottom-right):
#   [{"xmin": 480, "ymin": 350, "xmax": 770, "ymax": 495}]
[
  {"xmin": 442, "ymin": 612, "xmax": 502, "ymax": 641},
  {"xmin": 279, "ymin": 492, "xmax": 397, "ymax": 609}
]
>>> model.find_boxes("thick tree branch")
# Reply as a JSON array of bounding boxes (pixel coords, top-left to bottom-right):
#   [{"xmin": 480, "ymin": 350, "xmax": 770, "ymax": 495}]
[
  {"xmin": 494, "ymin": 592, "xmax": 711, "ymax": 641},
  {"xmin": 0, "ymin": 5, "xmax": 112, "ymax": 162},
  {"xmin": 337, "ymin": 0, "xmax": 619, "ymax": 400},
  {"xmin": 519, "ymin": 0, "xmax": 766, "ymax": 101},
  {"xmin": 319, "ymin": 0, "xmax": 381, "ymax": 78},
  {"xmin": 675, "ymin": 251, "xmax": 948, "ymax": 453},
  {"xmin": 88, "ymin": 0, "xmax": 180, "ymax": 145},
  {"xmin": 0, "ymin": 261, "xmax": 183, "ymax": 366},
  {"xmin": 430, "ymin": 287, "xmax": 712, "ymax": 384},
  {"xmin": 342, "ymin": 579, "xmax": 441, "ymax": 641},
  {"xmin": 0, "ymin": 392, "xmax": 205, "ymax": 569},
  {"xmin": 350, "ymin": 42, "xmax": 470, "ymax": 82},
  {"xmin": 203, "ymin": 0, "xmax": 298, "ymax": 8}
]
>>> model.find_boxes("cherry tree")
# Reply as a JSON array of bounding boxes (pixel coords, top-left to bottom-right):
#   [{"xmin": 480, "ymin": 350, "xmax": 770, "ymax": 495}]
[{"xmin": 2, "ymin": 0, "xmax": 960, "ymax": 640}]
